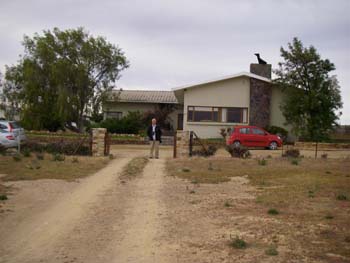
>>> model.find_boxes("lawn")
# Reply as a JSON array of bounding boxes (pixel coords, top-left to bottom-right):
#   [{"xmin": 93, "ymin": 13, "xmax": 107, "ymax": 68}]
[
  {"xmin": 0, "ymin": 154, "xmax": 109, "ymax": 181},
  {"xmin": 166, "ymin": 156, "xmax": 350, "ymax": 260}
]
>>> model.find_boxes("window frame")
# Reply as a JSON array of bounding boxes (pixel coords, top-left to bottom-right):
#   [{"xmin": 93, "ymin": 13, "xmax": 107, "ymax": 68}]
[
  {"xmin": 187, "ymin": 106, "xmax": 248, "ymax": 123},
  {"xmin": 106, "ymin": 111, "xmax": 123, "ymax": 120}
]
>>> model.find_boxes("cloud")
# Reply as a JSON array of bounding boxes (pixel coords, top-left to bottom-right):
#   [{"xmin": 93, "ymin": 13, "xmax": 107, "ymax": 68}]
[{"xmin": 0, "ymin": 0, "xmax": 349, "ymax": 123}]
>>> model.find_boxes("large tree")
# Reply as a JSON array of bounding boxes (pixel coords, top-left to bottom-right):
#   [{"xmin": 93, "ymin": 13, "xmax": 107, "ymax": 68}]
[
  {"xmin": 274, "ymin": 38, "xmax": 343, "ymax": 141},
  {"xmin": 4, "ymin": 27, "xmax": 129, "ymax": 131}
]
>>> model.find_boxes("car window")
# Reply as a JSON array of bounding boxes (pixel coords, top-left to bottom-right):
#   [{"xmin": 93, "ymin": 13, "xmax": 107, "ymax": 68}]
[
  {"xmin": 239, "ymin": 128, "xmax": 250, "ymax": 134},
  {"xmin": 0, "ymin": 123, "xmax": 8, "ymax": 129},
  {"xmin": 252, "ymin": 128, "xmax": 265, "ymax": 135}
]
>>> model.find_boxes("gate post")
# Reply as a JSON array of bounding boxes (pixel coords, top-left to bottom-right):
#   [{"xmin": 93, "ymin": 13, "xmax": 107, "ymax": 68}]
[
  {"xmin": 175, "ymin": 130, "xmax": 190, "ymax": 158},
  {"xmin": 91, "ymin": 128, "xmax": 107, "ymax": 157}
]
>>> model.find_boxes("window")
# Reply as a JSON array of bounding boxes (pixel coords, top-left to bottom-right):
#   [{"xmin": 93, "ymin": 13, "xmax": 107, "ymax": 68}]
[
  {"xmin": 188, "ymin": 107, "xmax": 219, "ymax": 122},
  {"xmin": 188, "ymin": 106, "xmax": 248, "ymax": 123},
  {"xmin": 252, "ymin": 128, "xmax": 265, "ymax": 135},
  {"xmin": 106, "ymin": 111, "xmax": 123, "ymax": 120},
  {"xmin": 239, "ymin": 128, "xmax": 250, "ymax": 134}
]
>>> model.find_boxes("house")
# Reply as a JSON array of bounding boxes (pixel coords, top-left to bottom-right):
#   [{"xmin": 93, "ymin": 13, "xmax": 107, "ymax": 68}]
[{"xmin": 103, "ymin": 63, "xmax": 291, "ymax": 138}]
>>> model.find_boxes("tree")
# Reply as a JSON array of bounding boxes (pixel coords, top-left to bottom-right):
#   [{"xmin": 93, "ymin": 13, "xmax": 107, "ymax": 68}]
[
  {"xmin": 4, "ymin": 27, "xmax": 129, "ymax": 131},
  {"xmin": 274, "ymin": 38, "xmax": 343, "ymax": 141}
]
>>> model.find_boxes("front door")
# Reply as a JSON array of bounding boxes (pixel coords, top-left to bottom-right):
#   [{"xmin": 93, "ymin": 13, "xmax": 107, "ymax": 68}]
[{"xmin": 177, "ymin": 114, "xmax": 183, "ymax": 130}]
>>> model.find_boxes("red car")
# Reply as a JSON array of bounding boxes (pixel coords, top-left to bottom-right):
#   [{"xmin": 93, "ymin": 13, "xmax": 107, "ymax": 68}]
[{"xmin": 227, "ymin": 125, "xmax": 283, "ymax": 150}]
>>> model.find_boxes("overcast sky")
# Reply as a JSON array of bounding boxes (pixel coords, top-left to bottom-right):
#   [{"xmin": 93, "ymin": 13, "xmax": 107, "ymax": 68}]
[{"xmin": 1, "ymin": 0, "xmax": 349, "ymax": 123}]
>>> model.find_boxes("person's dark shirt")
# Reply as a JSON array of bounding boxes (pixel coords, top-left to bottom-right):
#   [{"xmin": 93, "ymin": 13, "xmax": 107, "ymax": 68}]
[{"xmin": 147, "ymin": 125, "xmax": 162, "ymax": 142}]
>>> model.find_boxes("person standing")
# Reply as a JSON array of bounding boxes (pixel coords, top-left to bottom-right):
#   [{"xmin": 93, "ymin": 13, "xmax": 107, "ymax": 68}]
[{"xmin": 147, "ymin": 118, "xmax": 162, "ymax": 159}]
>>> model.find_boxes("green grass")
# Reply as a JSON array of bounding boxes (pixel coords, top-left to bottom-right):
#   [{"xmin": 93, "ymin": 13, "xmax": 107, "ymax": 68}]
[{"xmin": 229, "ymin": 236, "xmax": 247, "ymax": 249}]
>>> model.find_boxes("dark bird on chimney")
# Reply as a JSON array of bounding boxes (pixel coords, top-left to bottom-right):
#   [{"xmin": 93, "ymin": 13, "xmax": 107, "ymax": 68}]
[{"xmin": 254, "ymin": 53, "xmax": 267, "ymax": 64}]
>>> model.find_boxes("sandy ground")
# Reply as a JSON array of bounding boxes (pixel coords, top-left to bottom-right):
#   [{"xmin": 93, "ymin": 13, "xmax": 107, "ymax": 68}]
[{"xmin": 1, "ymin": 145, "xmax": 348, "ymax": 263}]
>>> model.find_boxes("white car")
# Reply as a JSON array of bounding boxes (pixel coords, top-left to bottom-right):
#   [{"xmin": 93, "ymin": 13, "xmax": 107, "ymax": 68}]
[
  {"xmin": 0, "ymin": 121, "xmax": 26, "ymax": 143},
  {"xmin": 0, "ymin": 129, "xmax": 18, "ymax": 148}
]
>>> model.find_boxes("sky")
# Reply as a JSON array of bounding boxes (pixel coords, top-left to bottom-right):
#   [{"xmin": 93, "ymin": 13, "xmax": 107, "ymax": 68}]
[{"xmin": 0, "ymin": 0, "xmax": 349, "ymax": 123}]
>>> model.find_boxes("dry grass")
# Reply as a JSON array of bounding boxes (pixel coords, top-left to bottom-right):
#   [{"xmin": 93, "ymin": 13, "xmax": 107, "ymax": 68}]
[
  {"xmin": 166, "ymin": 157, "xmax": 350, "ymax": 259},
  {"xmin": 120, "ymin": 157, "xmax": 149, "ymax": 179},
  {"xmin": 0, "ymin": 154, "xmax": 109, "ymax": 181}
]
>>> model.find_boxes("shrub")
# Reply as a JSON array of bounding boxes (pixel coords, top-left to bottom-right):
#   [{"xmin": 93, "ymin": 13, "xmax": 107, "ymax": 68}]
[
  {"xmin": 0, "ymin": 194, "xmax": 8, "ymax": 200},
  {"xmin": 283, "ymin": 148, "xmax": 300, "ymax": 158},
  {"xmin": 72, "ymin": 157, "xmax": 79, "ymax": 163},
  {"xmin": 258, "ymin": 158, "xmax": 267, "ymax": 166},
  {"xmin": 100, "ymin": 111, "xmax": 145, "ymax": 134},
  {"xmin": 336, "ymin": 194, "xmax": 348, "ymax": 201},
  {"xmin": 22, "ymin": 148, "xmax": 31, "ymax": 157},
  {"xmin": 192, "ymin": 145, "xmax": 218, "ymax": 157},
  {"xmin": 36, "ymin": 153, "xmax": 45, "ymax": 160},
  {"xmin": 291, "ymin": 159, "xmax": 299, "ymax": 165},
  {"xmin": 265, "ymin": 125, "xmax": 288, "ymax": 141},
  {"xmin": 321, "ymin": 153, "xmax": 328, "ymax": 159},
  {"xmin": 13, "ymin": 153, "xmax": 22, "ymax": 162},
  {"xmin": 265, "ymin": 246, "xmax": 278, "ymax": 256},
  {"xmin": 0, "ymin": 145, "xmax": 6, "ymax": 155},
  {"xmin": 229, "ymin": 235, "xmax": 247, "ymax": 249},
  {"xmin": 52, "ymin": 153, "xmax": 65, "ymax": 162},
  {"xmin": 225, "ymin": 145, "xmax": 251, "ymax": 159},
  {"xmin": 268, "ymin": 208, "xmax": 279, "ymax": 215}
]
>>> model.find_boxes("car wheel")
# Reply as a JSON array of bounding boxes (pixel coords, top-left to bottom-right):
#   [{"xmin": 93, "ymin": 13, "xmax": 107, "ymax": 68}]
[
  {"xmin": 269, "ymin": 141, "xmax": 278, "ymax": 150},
  {"xmin": 233, "ymin": 141, "xmax": 241, "ymax": 148}
]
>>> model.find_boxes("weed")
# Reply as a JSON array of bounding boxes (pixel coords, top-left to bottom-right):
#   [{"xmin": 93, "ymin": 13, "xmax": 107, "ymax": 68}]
[
  {"xmin": 258, "ymin": 159, "xmax": 267, "ymax": 166},
  {"xmin": 326, "ymin": 171, "xmax": 332, "ymax": 174},
  {"xmin": 109, "ymin": 154, "xmax": 115, "ymax": 160},
  {"xmin": 22, "ymin": 148, "xmax": 31, "ymax": 157},
  {"xmin": 27, "ymin": 160, "xmax": 41, "ymax": 170},
  {"xmin": 208, "ymin": 162, "xmax": 213, "ymax": 170},
  {"xmin": 336, "ymin": 194, "xmax": 348, "ymax": 201},
  {"xmin": 36, "ymin": 153, "xmax": 44, "ymax": 160},
  {"xmin": 283, "ymin": 148, "xmax": 300, "ymax": 158},
  {"xmin": 182, "ymin": 167, "xmax": 191, "ymax": 172},
  {"xmin": 52, "ymin": 153, "xmax": 65, "ymax": 162},
  {"xmin": 321, "ymin": 153, "xmax": 328, "ymax": 159},
  {"xmin": 266, "ymin": 155, "xmax": 272, "ymax": 159},
  {"xmin": 72, "ymin": 157, "xmax": 79, "ymax": 163},
  {"xmin": 189, "ymin": 190, "xmax": 196, "ymax": 194},
  {"xmin": 265, "ymin": 246, "xmax": 278, "ymax": 256},
  {"xmin": 345, "ymin": 236, "xmax": 350, "ymax": 243},
  {"xmin": 291, "ymin": 159, "xmax": 299, "ymax": 165},
  {"xmin": 0, "ymin": 194, "xmax": 8, "ymax": 200},
  {"xmin": 229, "ymin": 235, "xmax": 247, "ymax": 249},
  {"xmin": 12, "ymin": 153, "xmax": 22, "ymax": 162},
  {"xmin": 191, "ymin": 179, "xmax": 199, "ymax": 184},
  {"xmin": 224, "ymin": 200, "xmax": 232, "ymax": 207},
  {"xmin": 268, "ymin": 208, "xmax": 279, "ymax": 215},
  {"xmin": 325, "ymin": 214, "xmax": 334, "ymax": 220}
]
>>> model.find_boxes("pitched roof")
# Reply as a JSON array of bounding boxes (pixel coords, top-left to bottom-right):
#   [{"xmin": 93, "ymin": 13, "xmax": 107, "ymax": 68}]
[
  {"xmin": 107, "ymin": 90, "xmax": 178, "ymax": 104},
  {"xmin": 172, "ymin": 71, "xmax": 271, "ymax": 91}
]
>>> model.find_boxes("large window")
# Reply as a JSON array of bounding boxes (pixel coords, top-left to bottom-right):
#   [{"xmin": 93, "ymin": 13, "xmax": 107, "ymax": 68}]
[
  {"xmin": 188, "ymin": 107, "xmax": 219, "ymax": 122},
  {"xmin": 187, "ymin": 106, "xmax": 248, "ymax": 123},
  {"xmin": 106, "ymin": 111, "xmax": 123, "ymax": 120}
]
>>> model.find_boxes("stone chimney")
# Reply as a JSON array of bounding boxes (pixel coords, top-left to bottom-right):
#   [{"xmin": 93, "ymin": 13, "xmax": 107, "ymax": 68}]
[
  {"xmin": 250, "ymin": 63, "xmax": 272, "ymax": 79},
  {"xmin": 249, "ymin": 63, "xmax": 272, "ymax": 128}
]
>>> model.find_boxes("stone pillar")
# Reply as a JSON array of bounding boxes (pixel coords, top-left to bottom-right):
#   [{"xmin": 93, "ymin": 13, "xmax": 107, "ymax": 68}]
[
  {"xmin": 250, "ymin": 63, "xmax": 272, "ymax": 79},
  {"xmin": 176, "ymin": 130, "xmax": 190, "ymax": 158},
  {"xmin": 91, "ymin": 128, "xmax": 107, "ymax": 157}
]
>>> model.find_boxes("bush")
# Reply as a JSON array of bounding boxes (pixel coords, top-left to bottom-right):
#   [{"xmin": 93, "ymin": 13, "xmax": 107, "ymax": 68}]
[
  {"xmin": 22, "ymin": 148, "xmax": 32, "ymax": 157},
  {"xmin": 0, "ymin": 194, "xmax": 8, "ymax": 200},
  {"xmin": 100, "ymin": 111, "xmax": 145, "ymax": 134},
  {"xmin": 13, "ymin": 153, "xmax": 22, "ymax": 162},
  {"xmin": 24, "ymin": 140, "xmax": 90, "ymax": 156},
  {"xmin": 225, "ymin": 145, "xmax": 251, "ymax": 159},
  {"xmin": 268, "ymin": 208, "xmax": 279, "ymax": 215},
  {"xmin": 258, "ymin": 158, "xmax": 267, "ymax": 166},
  {"xmin": 52, "ymin": 153, "xmax": 65, "ymax": 162},
  {"xmin": 191, "ymin": 145, "xmax": 217, "ymax": 157},
  {"xmin": 291, "ymin": 159, "xmax": 299, "ymax": 165},
  {"xmin": 229, "ymin": 235, "xmax": 247, "ymax": 249},
  {"xmin": 265, "ymin": 125, "xmax": 288, "ymax": 140},
  {"xmin": 0, "ymin": 145, "xmax": 6, "ymax": 155},
  {"xmin": 283, "ymin": 148, "xmax": 300, "ymax": 158},
  {"xmin": 36, "ymin": 152, "xmax": 45, "ymax": 160}
]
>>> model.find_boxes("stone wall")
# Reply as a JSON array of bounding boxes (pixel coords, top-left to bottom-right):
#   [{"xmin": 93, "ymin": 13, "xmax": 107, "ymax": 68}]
[
  {"xmin": 250, "ymin": 63, "xmax": 272, "ymax": 79},
  {"xmin": 175, "ymin": 130, "xmax": 190, "ymax": 158},
  {"xmin": 91, "ymin": 128, "xmax": 107, "ymax": 157}
]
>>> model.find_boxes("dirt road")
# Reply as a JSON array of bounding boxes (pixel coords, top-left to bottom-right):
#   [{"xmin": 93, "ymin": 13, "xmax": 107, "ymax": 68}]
[{"xmin": 0, "ymin": 146, "xmax": 259, "ymax": 263}]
